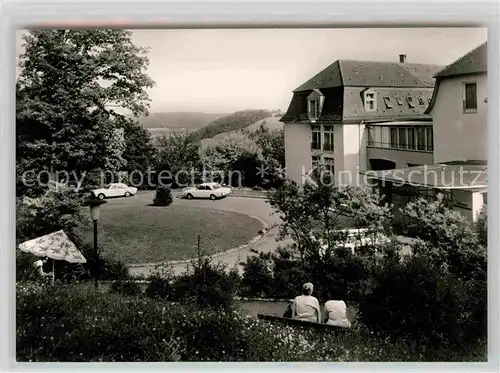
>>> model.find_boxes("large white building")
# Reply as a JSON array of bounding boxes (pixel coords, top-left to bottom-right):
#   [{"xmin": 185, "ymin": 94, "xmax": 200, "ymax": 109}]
[
  {"xmin": 366, "ymin": 42, "xmax": 488, "ymax": 222},
  {"xmin": 281, "ymin": 56, "xmax": 441, "ymax": 186},
  {"xmin": 281, "ymin": 44, "xmax": 487, "ymax": 222}
]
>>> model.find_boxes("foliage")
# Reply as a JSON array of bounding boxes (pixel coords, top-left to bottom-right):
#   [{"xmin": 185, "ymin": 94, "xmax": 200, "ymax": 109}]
[
  {"xmin": 16, "ymin": 183, "xmax": 86, "ymax": 242},
  {"xmin": 157, "ymin": 131, "xmax": 200, "ymax": 187},
  {"xmin": 169, "ymin": 258, "xmax": 241, "ymax": 311},
  {"xmin": 109, "ymin": 280, "xmax": 143, "ymax": 297},
  {"xmin": 153, "ymin": 185, "xmax": 173, "ymax": 206},
  {"xmin": 475, "ymin": 204, "xmax": 487, "ymax": 247},
  {"xmin": 120, "ymin": 118, "xmax": 158, "ymax": 185},
  {"xmin": 191, "ymin": 110, "xmax": 271, "ymax": 140},
  {"xmin": 16, "ymin": 284, "xmax": 487, "ymax": 362},
  {"xmin": 199, "ymin": 131, "xmax": 263, "ymax": 186},
  {"xmin": 268, "ymin": 180, "xmax": 392, "ymax": 264},
  {"xmin": 401, "ymin": 194, "xmax": 486, "ymax": 279},
  {"xmin": 248, "ymin": 124, "xmax": 286, "ymax": 188},
  {"xmin": 358, "ymin": 253, "xmax": 487, "ymax": 349},
  {"xmin": 16, "ymin": 29, "xmax": 154, "ymax": 195}
]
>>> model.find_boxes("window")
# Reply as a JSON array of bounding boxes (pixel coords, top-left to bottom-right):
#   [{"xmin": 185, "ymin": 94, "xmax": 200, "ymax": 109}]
[
  {"xmin": 324, "ymin": 157, "xmax": 335, "ymax": 176},
  {"xmin": 323, "ymin": 126, "xmax": 334, "ymax": 152},
  {"xmin": 398, "ymin": 128, "xmax": 407, "ymax": 150},
  {"xmin": 407, "ymin": 96, "xmax": 415, "ymax": 108},
  {"xmin": 396, "ymin": 97, "xmax": 403, "ymax": 106},
  {"xmin": 381, "ymin": 127, "xmax": 390, "ymax": 148},
  {"xmin": 364, "ymin": 91, "xmax": 376, "ymax": 111},
  {"xmin": 367, "ymin": 127, "xmax": 375, "ymax": 146},
  {"xmin": 418, "ymin": 97, "xmax": 425, "ymax": 105},
  {"xmin": 426, "ymin": 127, "xmax": 433, "ymax": 152},
  {"xmin": 416, "ymin": 128, "xmax": 426, "ymax": 151},
  {"xmin": 383, "ymin": 97, "xmax": 393, "ymax": 108},
  {"xmin": 463, "ymin": 82, "xmax": 477, "ymax": 112},
  {"xmin": 311, "ymin": 125, "xmax": 321, "ymax": 150},
  {"xmin": 390, "ymin": 128, "xmax": 398, "ymax": 149},
  {"xmin": 407, "ymin": 127, "xmax": 415, "ymax": 150},
  {"xmin": 312, "ymin": 155, "xmax": 319, "ymax": 169},
  {"xmin": 309, "ymin": 99, "xmax": 320, "ymax": 118}
]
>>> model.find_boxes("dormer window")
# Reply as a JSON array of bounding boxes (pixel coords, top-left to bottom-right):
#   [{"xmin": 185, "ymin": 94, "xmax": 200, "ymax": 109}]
[
  {"xmin": 418, "ymin": 97, "xmax": 425, "ymax": 105},
  {"xmin": 309, "ymin": 99, "xmax": 320, "ymax": 119},
  {"xmin": 407, "ymin": 96, "xmax": 415, "ymax": 108},
  {"xmin": 383, "ymin": 97, "xmax": 393, "ymax": 109},
  {"xmin": 307, "ymin": 89, "xmax": 324, "ymax": 121},
  {"xmin": 364, "ymin": 89, "xmax": 377, "ymax": 112},
  {"xmin": 396, "ymin": 97, "xmax": 403, "ymax": 105}
]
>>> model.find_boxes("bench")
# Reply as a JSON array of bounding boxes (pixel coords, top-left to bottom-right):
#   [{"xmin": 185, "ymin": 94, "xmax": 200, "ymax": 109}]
[{"xmin": 257, "ymin": 314, "xmax": 345, "ymax": 331}]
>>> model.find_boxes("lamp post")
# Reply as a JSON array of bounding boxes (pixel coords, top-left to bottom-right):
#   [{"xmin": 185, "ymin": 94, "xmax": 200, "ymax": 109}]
[{"xmin": 84, "ymin": 198, "xmax": 107, "ymax": 289}]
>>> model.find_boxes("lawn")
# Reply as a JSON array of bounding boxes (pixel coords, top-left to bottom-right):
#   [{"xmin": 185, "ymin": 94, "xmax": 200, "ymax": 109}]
[{"xmin": 82, "ymin": 204, "xmax": 264, "ymax": 264}]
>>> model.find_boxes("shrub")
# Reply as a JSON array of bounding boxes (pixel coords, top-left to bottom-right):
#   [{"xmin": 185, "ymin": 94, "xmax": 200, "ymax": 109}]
[
  {"xmin": 475, "ymin": 204, "xmax": 487, "ymax": 247},
  {"xmin": 170, "ymin": 259, "xmax": 240, "ymax": 310},
  {"xmin": 16, "ymin": 283, "xmax": 486, "ymax": 362},
  {"xmin": 153, "ymin": 185, "xmax": 173, "ymax": 206},
  {"xmin": 358, "ymin": 253, "xmax": 487, "ymax": 349},
  {"xmin": 240, "ymin": 255, "xmax": 274, "ymax": 297},
  {"xmin": 109, "ymin": 280, "xmax": 142, "ymax": 297}
]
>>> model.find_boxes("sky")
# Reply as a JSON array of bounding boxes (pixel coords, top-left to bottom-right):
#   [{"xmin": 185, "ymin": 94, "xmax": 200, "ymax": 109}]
[{"xmin": 16, "ymin": 28, "xmax": 487, "ymax": 114}]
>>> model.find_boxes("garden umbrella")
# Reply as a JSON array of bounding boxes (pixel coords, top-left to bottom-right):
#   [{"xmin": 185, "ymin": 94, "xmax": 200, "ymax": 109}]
[{"xmin": 18, "ymin": 230, "xmax": 86, "ymax": 283}]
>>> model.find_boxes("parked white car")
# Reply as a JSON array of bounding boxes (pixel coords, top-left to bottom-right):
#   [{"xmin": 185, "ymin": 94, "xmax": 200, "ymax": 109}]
[
  {"xmin": 92, "ymin": 183, "xmax": 138, "ymax": 199},
  {"xmin": 182, "ymin": 182, "xmax": 232, "ymax": 200}
]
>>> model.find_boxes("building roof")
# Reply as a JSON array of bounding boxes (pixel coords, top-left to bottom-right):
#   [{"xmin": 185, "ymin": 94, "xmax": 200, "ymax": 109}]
[
  {"xmin": 425, "ymin": 42, "xmax": 487, "ymax": 114},
  {"xmin": 294, "ymin": 60, "xmax": 443, "ymax": 92},
  {"xmin": 434, "ymin": 42, "xmax": 487, "ymax": 78},
  {"xmin": 363, "ymin": 161, "xmax": 487, "ymax": 190}
]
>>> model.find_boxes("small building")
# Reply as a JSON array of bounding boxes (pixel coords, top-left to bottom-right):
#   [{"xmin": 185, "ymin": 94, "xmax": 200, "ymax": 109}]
[{"xmin": 281, "ymin": 56, "xmax": 442, "ymax": 185}]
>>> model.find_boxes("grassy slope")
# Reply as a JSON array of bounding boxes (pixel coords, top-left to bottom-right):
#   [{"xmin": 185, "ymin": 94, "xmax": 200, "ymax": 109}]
[
  {"xmin": 82, "ymin": 204, "xmax": 263, "ymax": 264},
  {"xmin": 191, "ymin": 109, "xmax": 272, "ymax": 141},
  {"xmin": 201, "ymin": 115, "xmax": 283, "ymax": 148}
]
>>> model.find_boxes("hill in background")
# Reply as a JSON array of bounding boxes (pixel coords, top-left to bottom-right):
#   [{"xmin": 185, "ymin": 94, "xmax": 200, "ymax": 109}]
[
  {"xmin": 190, "ymin": 109, "xmax": 274, "ymax": 141},
  {"xmin": 200, "ymin": 115, "xmax": 284, "ymax": 148},
  {"xmin": 137, "ymin": 112, "xmax": 227, "ymax": 130}
]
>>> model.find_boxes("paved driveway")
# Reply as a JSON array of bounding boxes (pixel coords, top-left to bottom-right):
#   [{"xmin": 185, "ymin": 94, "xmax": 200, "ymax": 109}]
[{"xmin": 103, "ymin": 191, "xmax": 289, "ymax": 277}]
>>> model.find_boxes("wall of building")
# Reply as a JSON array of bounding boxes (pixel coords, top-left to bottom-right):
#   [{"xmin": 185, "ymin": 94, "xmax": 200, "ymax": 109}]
[
  {"xmin": 335, "ymin": 123, "xmax": 366, "ymax": 185},
  {"xmin": 367, "ymin": 148, "xmax": 433, "ymax": 169},
  {"xmin": 431, "ymin": 73, "xmax": 487, "ymax": 163},
  {"xmin": 284, "ymin": 122, "xmax": 312, "ymax": 184}
]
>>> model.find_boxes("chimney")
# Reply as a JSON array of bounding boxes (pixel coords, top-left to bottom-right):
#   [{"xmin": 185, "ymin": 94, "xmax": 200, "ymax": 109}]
[{"xmin": 399, "ymin": 54, "xmax": 407, "ymax": 63}]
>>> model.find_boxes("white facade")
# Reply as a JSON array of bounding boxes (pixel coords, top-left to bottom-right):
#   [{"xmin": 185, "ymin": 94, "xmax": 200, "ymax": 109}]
[{"xmin": 430, "ymin": 73, "xmax": 487, "ymax": 163}]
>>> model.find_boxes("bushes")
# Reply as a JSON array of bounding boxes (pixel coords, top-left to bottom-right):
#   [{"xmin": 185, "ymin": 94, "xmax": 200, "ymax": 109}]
[
  {"xmin": 169, "ymin": 260, "xmax": 240, "ymax": 310},
  {"xmin": 145, "ymin": 259, "xmax": 240, "ymax": 311},
  {"xmin": 109, "ymin": 280, "xmax": 142, "ymax": 296},
  {"xmin": 153, "ymin": 185, "xmax": 173, "ymax": 206},
  {"xmin": 16, "ymin": 283, "xmax": 486, "ymax": 362},
  {"xmin": 358, "ymin": 254, "xmax": 487, "ymax": 349}
]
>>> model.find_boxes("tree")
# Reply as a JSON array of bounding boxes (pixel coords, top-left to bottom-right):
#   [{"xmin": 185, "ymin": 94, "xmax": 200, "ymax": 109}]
[
  {"xmin": 248, "ymin": 125, "xmax": 285, "ymax": 188},
  {"xmin": 16, "ymin": 29, "xmax": 154, "ymax": 195},
  {"xmin": 120, "ymin": 118, "xmax": 157, "ymax": 187},
  {"xmin": 475, "ymin": 204, "xmax": 487, "ymax": 247},
  {"xmin": 267, "ymin": 178, "xmax": 392, "ymax": 264},
  {"xmin": 199, "ymin": 131, "xmax": 263, "ymax": 187},
  {"xmin": 401, "ymin": 194, "xmax": 485, "ymax": 279},
  {"xmin": 157, "ymin": 131, "xmax": 200, "ymax": 187}
]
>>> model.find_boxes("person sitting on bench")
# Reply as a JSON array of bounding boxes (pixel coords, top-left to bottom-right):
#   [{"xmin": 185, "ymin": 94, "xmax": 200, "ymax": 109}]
[
  {"xmin": 291, "ymin": 282, "xmax": 320, "ymax": 323},
  {"xmin": 323, "ymin": 300, "xmax": 351, "ymax": 328}
]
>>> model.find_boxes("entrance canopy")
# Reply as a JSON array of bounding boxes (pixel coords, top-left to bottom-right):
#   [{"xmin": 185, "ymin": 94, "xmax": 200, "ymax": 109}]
[{"xmin": 362, "ymin": 161, "xmax": 487, "ymax": 191}]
